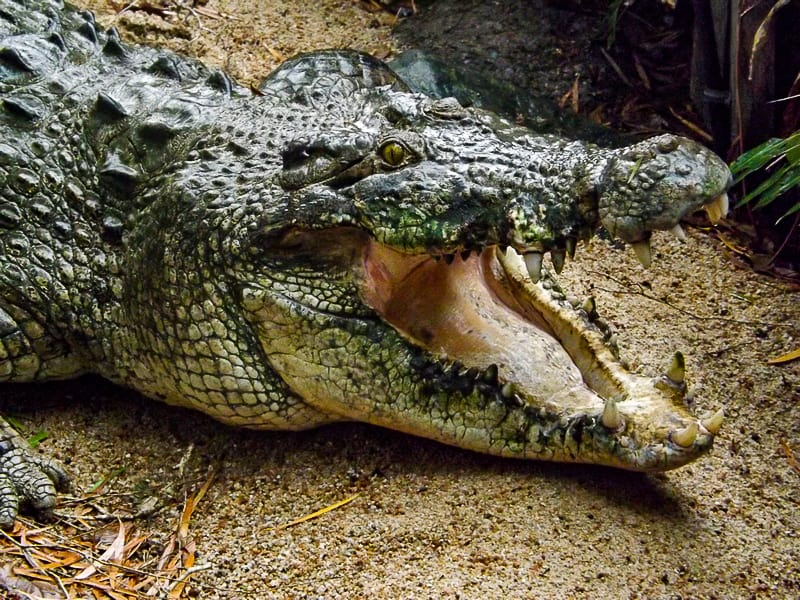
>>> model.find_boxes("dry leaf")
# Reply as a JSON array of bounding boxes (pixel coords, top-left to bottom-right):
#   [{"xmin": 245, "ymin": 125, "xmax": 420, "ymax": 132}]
[
  {"xmin": 0, "ymin": 564, "xmax": 61, "ymax": 599},
  {"xmin": 767, "ymin": 348, "xmax": 800, "ymax": 364},
  {"xmin": 75, "ymin": 521, "xmax": 126, "ymax": 580},
  {"xmin": 749, "ymin": 0, "xmax": 791, "ymax": 81}
]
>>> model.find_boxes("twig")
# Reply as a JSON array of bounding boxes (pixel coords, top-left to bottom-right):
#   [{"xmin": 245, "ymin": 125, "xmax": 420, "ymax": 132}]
[
  {"xmin": 668, "ymin": 107, "xmax": 713, "ymax": 142},
  {"xmin": 276, "ymin": 493, "xmax": 360, "ymax": 530},
  {"xmin": 781, "ymin": 440, "xmax": 800, "ymax": 474},
  {"xmin": 599, "ymin": 47, "xmax": 633, "ymax": 87},
  {"xmin": 165, "ymin": 563, "xmax": 212, "ymax": 595}
]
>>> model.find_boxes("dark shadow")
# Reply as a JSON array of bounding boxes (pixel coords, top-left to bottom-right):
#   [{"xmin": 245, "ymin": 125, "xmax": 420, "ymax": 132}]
[{"xmin": 4, "ymin": 375, "xmax": 697, "ymax": 527}]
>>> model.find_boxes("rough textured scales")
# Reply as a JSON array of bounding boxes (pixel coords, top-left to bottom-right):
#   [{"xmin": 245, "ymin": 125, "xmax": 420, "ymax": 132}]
[{"xmin": 0, "ymin": 0, "xmax": 731, "ymax": 526}]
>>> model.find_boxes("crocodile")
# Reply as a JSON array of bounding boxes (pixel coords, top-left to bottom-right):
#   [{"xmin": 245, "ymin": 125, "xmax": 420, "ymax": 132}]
[{"xmin": 0, "ymin": 0, "xmax": 731, "ymax": 527}]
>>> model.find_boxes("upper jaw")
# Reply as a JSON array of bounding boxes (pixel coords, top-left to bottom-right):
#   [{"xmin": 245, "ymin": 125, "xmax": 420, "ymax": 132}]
[{"xmin": 596, "ymin": 135, "xmax": 733, "ymax": 243}]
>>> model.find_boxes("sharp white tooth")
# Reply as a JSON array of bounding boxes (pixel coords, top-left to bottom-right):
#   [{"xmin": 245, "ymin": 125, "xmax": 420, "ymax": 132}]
[
  {"xmin": 717, "ymin": 193, "xmax": 729, "ymax": 217},
  {"xmin": 705, "ymin": 193, "xmax": 729, "ymax": 224},
  {"xmin": 666, "ymin": 351, "xmax": 685, "ymax": 384},
  {"xmin": 582, "ymin": 296, "xmax": 597, "ymax": 320},
  {"xmin": 523, "ymin": 252, "xmax": 543, "ymax": 283},
  {"xmin": 669, "ymin": 224, "xmax": 687, "ymax": 241},
  {"xmin": 671, "ymin": 422, "xmax": 699, "ymax": 447},
  {"xmin": 601, "ymin": 397, "xmax": 622, "ymax": 430},
  {"xmin": 631, "ymin": 239, "xmax": 652, "ymax": 268},
  {"xmin": 565, "ymin": 238, "xmax": 576, "ymax": 259},
  {"xmin": 550, "ymin": 249, "xmax": 565, "ymax": 274},
  {"xmin": 701, "ymin": 408, "xmax": 724, "ymax": 435}
]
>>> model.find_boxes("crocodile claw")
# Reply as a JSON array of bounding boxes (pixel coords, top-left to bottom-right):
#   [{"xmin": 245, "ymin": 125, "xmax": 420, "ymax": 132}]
[{"xmin": 0, "ymin": 418, "xmax": 69, "ymax": 528}]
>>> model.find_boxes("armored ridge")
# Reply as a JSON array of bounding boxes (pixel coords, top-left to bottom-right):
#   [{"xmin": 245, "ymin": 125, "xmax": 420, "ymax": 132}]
[{"xmin": 1, "ymin": 0, "xmax": 730, "ymax": 526}]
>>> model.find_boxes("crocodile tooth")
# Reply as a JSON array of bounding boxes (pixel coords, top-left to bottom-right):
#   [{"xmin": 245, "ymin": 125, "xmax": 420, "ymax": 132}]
[
  {"xmin": 701, "ymin": 408, "xmax": 724, "ymax": 435},
  {"xmin": 705, "ymin": 193, "xmax": 729, "ymax": 224},
  {"xmin": 671, "ymin": 422, "xmax": 699, "ymax": 447},
  {"xmin": 666, "ymin": 351, "xmax": 685, "ymax": 384},
  {"xmin": 523, "ymin": 251, "xmax": 542, "ymax": 283},
  {"xmin": 631, "ymin": 239, "xmax": 652, "ymax": 268},
  {"xmin": 461, "ymin": 249, "xmax": 472, "ymax": 261},
  {"xmin": 444, "ymin": 253, "xmax": 455, "ymax": 265},
  {"xmin": 669, "ymin": 224, "xmax": 687, "ymax": 241},
  {"xmin": 582, "ymin": 296, "xmax": 597, "ymax": 320},
  {"xmin": 607, "ymin": 334, "xmax": 619, "ymax": 357},
  {"xmin": 550, "ymin": 248, "xmax": 565, "ymax": 274},
  {"xmin": 565, "ymin": 237, "xmax": 576, "ymax": 260},
  {"xmin": 501, "ymin": 382, "xmax": 514, "ymax": 398},
  {"xmin": 482, "ymin": 364, "xmax": 499, "ymax": 385},
  {"xmin": 601, "ymin": 397, "xmax": 622, "ymax": 430}
]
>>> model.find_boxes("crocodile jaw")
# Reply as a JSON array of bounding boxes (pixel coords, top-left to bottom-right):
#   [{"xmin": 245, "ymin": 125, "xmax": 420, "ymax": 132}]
[{"xmin": 363, "ymin": 242, "xmax": 718, "ymax": 471}]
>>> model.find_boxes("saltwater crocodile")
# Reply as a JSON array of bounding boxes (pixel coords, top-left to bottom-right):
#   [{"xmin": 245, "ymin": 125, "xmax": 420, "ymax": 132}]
[{"xmin": 0, "ymin": 0, "xmax": 731, "ymax": 526}]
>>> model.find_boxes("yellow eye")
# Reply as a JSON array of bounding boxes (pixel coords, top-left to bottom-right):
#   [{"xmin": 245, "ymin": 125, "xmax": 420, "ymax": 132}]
[{"xmin": 380, "ymin": 142, "xmax": 407, "ymax": 166}]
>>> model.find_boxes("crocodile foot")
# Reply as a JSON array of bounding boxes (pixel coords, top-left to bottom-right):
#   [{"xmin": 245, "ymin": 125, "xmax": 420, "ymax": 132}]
[{"xmin": 0, "ymin": 418, "xmax": 70, "ymax": 528}]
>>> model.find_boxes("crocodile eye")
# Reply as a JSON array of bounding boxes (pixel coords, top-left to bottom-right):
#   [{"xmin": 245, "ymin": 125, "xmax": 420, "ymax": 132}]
[{"xmin": 380, "ymin": 141, "xmax": 407, "ymax": 166}]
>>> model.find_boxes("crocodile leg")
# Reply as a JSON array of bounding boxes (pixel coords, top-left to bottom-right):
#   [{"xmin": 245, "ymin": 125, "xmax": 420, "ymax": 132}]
[
  {"xmin": 0, "ymin": 305, "xmax": 73, "ymax": 525},
  {"xmin": 0, "ymin": 417, "xmax": 69, "ymax": 528},
  {"xmin": 0, "ymin": 306, "xmax": 84, "ymax": 384},
  {"xmin": 0, "ymin": 300, "xmax": 78, "ymax": 525}
]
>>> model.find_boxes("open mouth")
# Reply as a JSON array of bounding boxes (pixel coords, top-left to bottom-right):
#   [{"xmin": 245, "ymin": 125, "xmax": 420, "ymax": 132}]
[
  {"xmin": 358, "ymin": 194, "xmax": 729, "ymax": 469},
  {"xmin": 363, "ymin": 244, "xmax": 597, "ymax": 412}
]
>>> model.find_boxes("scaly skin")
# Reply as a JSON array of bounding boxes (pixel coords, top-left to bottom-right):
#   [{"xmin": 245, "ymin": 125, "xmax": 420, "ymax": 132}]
[{"xmin": 0, "ymin": 0, "xmax": 731, "ymax": 526}]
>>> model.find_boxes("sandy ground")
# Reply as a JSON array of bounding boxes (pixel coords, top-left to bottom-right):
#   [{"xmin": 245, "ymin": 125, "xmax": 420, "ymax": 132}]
[{"xmin": 3, "ymin": 1, "xmax": 799, "ymax": 598}]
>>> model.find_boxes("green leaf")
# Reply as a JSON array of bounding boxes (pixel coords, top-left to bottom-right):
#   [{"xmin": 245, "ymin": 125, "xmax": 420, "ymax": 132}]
[
  {"xmin": 778, "ymin": 201, "xmax": 800, "ymax": 223},
  {"xmin": 787, "ymin": 138, "xmax": 800, "ymax": 165},
  {"xmin": 731, "ymin": 139, "xmax": 780, "ymax": 181},
  {"xmin": 731, "ymin": 131, "xmax": 800, "ymax": 219},
  {"xmin": 27, "ymin": 430, "xmax": 50, "ymax": 448},
  {"xmin": 731, "ymin": 136, "xmax": 800, "ymax": 181}
]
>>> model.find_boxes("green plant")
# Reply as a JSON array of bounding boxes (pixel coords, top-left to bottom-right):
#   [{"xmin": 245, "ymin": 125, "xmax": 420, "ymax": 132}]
[
  {"xmin": 605, "ymin": 0, "xmax": 627, "ymax": 48},
  {"xmin": 731, "ymin": 131, "xmax": 800, "ymax": 223}
]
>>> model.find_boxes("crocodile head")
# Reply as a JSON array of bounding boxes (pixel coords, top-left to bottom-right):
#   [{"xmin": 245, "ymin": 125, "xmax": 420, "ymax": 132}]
[{"xmin": 231, "ymin": 53, "xmax": 730, "ymax": 471}]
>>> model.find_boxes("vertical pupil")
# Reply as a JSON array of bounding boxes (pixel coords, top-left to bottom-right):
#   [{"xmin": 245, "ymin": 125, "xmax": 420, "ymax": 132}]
[{"xmin": 384, "ymin": 143, "xmax": 404, "ymax": 165}]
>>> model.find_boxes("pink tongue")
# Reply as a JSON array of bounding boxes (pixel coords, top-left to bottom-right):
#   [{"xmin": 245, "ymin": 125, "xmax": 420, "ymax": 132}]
[{"xmin": 362, "ymin": 243, "xmax": 597, "ymax": 408}]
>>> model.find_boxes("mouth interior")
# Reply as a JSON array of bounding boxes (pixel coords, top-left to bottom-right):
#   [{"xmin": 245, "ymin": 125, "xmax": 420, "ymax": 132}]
[{"xmin": 362, "ymin": 243, "xmax": 608, "ymax": 413}]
